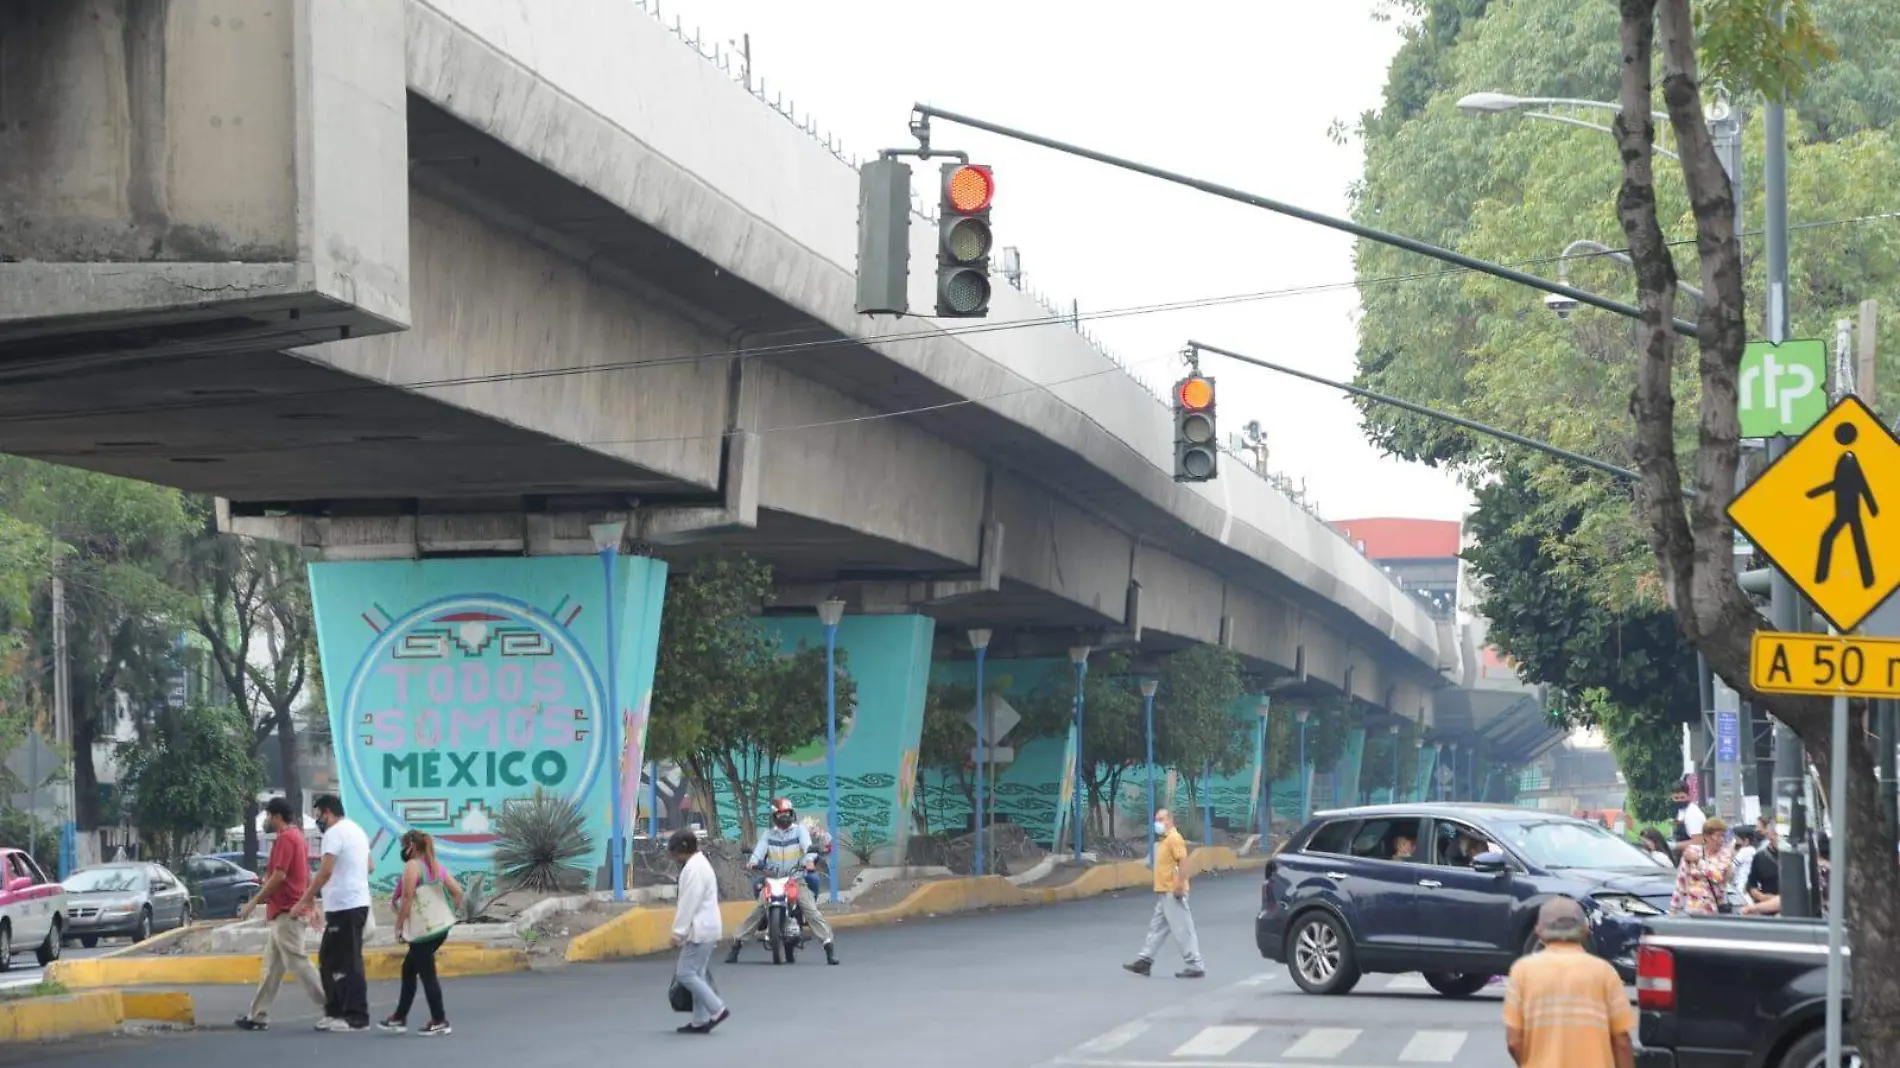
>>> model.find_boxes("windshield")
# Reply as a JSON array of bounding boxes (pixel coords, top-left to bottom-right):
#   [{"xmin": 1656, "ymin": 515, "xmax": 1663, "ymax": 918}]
[
  {"xmin": 63, "ymin": 867, "xmax": 147, "ymax": 894},
  {"xmin": 1491, "ymin": 819, "xmax": 1658, "ymax": 870}
]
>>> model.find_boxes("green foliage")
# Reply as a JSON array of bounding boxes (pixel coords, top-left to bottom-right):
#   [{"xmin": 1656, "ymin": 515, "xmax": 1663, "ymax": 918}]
[
  {"xmin": 456, "ymin": 871, "xmax": 494, "ymax": 923},
  {"xmin": 1694, "ymin": 0, "xmax": 1837, "ymax": 101},
  {"xmin": 1154, "ymin": 645, "xmax": 1249, "ymax": 778},
  {"xmin": 1266, "ymin": 704, "xmax": 1355, "ymax": 783},
  {"xmin": 491, "ymin": 786, "xmax": 593, "ymax": 892},
  {"xmin": 647, "ymin": 556, "xmax": 778, "ymax": 765},
  {"xmin": 1016, "ymin": 652, "xmax": 1146, "ymax": 835},
  {"xmin": 1358, "ymin": 718, "xmax": 1423, "ymax": 801},
  {"xmin": 115, "ymin": 701, "xmax": 262, "ymax": 862},
  {"xmin": 838, "ymin": 824, "xmax": 887, "ymax": 867},
  {"xmin": 1573, "ymin": 690, "xmax": 1683, "ymax": 822}
]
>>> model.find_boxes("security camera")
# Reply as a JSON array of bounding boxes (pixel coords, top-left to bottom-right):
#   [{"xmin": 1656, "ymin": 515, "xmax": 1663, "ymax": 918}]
[{"xmin": 1545, "ymin": 292, "xmax": 1579, "ymax": 319}]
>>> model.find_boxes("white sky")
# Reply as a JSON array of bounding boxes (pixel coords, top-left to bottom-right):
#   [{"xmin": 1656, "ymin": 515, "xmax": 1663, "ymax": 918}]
[{"xmin": 656, "ymin": 0, "xmax": 1473, "ymax": 522}]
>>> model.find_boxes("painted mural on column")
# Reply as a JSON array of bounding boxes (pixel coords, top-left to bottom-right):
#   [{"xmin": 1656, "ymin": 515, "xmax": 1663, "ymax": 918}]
[
  {"xmin": 920, "ymin": 658, "xmax": 1069, "ymax": 842},
  {"xmin": 708, "ymin": 615, "xmax": 935, "ymax": 861},
  {"xmin": 308, "ymin": 555, "xmax": 668, "ymax": 890}
]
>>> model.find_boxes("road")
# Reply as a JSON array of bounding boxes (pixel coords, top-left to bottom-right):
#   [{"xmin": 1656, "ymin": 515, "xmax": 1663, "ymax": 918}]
[
  {"xmin": 6, "ymin": 872, "xmax": 1517, "ymax": 1068},
  {"xmin": 0, "ymin": 943, "xmax": 115, "ymax": 992}
]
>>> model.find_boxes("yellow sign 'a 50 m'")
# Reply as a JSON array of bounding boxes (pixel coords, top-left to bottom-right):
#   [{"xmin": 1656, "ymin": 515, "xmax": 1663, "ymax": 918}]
[{"xmin": 1728, "ymin": 395, "xmax": 1900, "ymax": 633}]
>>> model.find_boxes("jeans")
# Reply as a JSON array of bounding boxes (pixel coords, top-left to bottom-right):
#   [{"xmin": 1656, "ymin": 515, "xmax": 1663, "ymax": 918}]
[
  {"xmin": 393, "ymin": 935, "xmax": 446, "ymax": 1023},
  {"xmin": 318, "ymin": 906, "xmax": 370, "ymax": 1027},
  {"xmin": 674, "ymin": 941, "xmax": 726, "ymax": 1026},
  {"xmin": 246, "ymin": 912, "xmax": 325, "ymax": 1022},
  {"xmin": 1137, "ymin": 892, "xmax": 1203, "ymax": 969}
]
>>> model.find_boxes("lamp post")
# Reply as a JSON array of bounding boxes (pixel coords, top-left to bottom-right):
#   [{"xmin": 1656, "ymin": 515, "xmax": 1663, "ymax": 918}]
[
  {"xmin": 1296, "ymin": 709, "xmax": 1312, "ymax": 824},
  {"xmin": 818, "ymin": 598, "xmax": 846, "ymax": 904},
  {"xmin": 1068, "ymin": 644, "xmax": 1091, "ymax": 859},
  {"xmin": 1431, "ymin": 744, "xmax": 1444, "ymax": 801},
  {"xmin": 1141, "ymin": 678, "xmax": 1159, "ymax": 866},
  {"xmin": 968, "ymin": 628, "xmax": 993, "ymax": 877},
  {"xmin": 1389, "ymin": 723, "xmax": 1403, "ymax": 804},
  {"xmin": 1447, "ymin": 742, "xmax": 1461, "ymax": 802},
  {"xmin": 1455, "ymin": 91, "xmax": 1678, "ymax": 159},
  {"xmin": 589, "ymin": 520, "xmax": 628, "ymax": 902},
  {"xmin": 647, "ymin": 761, "xmax": 660, "ymax": 838},
  {"xmin": 1257, "ymin": 697, "xmax": 1272, "ymax": 840}
]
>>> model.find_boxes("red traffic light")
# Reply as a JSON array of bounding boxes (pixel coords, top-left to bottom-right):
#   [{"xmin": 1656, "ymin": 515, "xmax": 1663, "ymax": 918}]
[
  {"xmin": 1176, "ymin": 376, "xmax": 1215, "ymax": 412},
  {"xmin": 945, "ymin": 165, "xmax": 994, "ymax": 214}
]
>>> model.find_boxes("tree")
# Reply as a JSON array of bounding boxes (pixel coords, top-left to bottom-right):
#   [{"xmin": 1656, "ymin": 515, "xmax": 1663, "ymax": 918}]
[
  {"xmin": 1358, "ymin": 717, "xmax": 1423, "ymax": 803},
  {"xmin": 1155, "ymin": 645, "xmax": 1249, "ymax": 821},
  {"xmin": 115, "ymin": 700, "xmax": 261, "ymax": 862},
  {"xmin": 1015, "ymin": 652, "xmax": 1146, "ymax": 838},
  {"xmin": 916, "ymin": 680, "xmax": 977, "ymax": 838}
]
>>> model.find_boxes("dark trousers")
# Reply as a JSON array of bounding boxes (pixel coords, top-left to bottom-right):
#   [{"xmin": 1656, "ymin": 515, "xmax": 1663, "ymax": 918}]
[
  {"xmin": 393, "ymin": 935, "xmax": 446, "ymax": 1023},
  {"xmin": 319, "ymin": 907, "xmax": 370, "ymax": 1026}
]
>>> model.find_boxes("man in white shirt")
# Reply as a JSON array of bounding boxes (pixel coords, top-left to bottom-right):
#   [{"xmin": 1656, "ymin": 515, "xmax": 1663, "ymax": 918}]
[{"xmin": 294, "ymin": 794, "xmax": 373, "ymax": 1033}]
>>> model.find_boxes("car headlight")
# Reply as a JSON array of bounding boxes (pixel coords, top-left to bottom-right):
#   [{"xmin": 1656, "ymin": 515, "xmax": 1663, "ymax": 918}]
[
  {"xmin": 1592, "ymin": 893, "xmax": 1662, "ymax": 917},
  {"xmin": 102, "ymin": 904, "xmax": 137, "ymax": 916}
]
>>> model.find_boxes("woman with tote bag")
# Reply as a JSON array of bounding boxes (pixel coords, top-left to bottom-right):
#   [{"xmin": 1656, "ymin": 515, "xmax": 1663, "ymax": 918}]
[
  {"xmin": 379, "ymin": 831, "xmax": 464, "ymax": 1036},
  {"xmin": 668, "ymin": 829, "xmax": 730, "ymax": 1034}
]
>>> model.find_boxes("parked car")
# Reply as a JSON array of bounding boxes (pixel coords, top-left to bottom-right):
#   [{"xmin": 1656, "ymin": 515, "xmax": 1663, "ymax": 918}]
[
  {"xmin": 1636, "ymin": 914, "xmax": 1847, "ymax": 1068},
  {"xmin": 0, "ymin": 847, "xmax": 66, "ymax": 970},
  {"xmin": 1257, "ymin": 803, "xmax": 1676, "ymax": 996},
  {"xmin": 61, "ymin": 862, "xmax": 192, "ymax": 946},
  {"xmin": 180, "ymin": 855, "xmax": 260, "ymax": 919}
]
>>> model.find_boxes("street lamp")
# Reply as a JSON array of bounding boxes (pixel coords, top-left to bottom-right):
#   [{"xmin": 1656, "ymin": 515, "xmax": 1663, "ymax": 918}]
[
  {"xmin": 968, "ymin": 628, "xmax": 993, "ymax": 877},
  {"xmin": 589, "ymin": 520, "xmax": 628, "ymax": 902},
  {"xmin": 1068, "ymin": 644, "xmax": 1091, "ymax": 859},
  {"xmin": 1560, "ymin": 239, "xmax": 1705, "ymax": 305},
  {"xmin": 1455, "ymin": 91, "xmax": 1678, "ymax": 158},
  {"xmin": 1256, "ymin": 696, "xmax": 1272, "ymax": 841},
  {"xmin": 1295, "ymin": 708, "xmax": 1312, "ymax": 824},
  {"xmin": 1141, "ymin": 678, "xmax": 1160, "ymax": 866},
  {"xmin": 1430, "ymin": 743, "xmax": 1444, "ymax": 801},
  {"xmin": 1447, "ymin": 742, "xmax": 1462, "ymax": 802},
  {"xmin": 818, "ymin": 597, "xmax": 847, "ymax": 903},
  {"xmin": 1388, "ymin": 723, "xmax": 1403, "ymax": 804}
]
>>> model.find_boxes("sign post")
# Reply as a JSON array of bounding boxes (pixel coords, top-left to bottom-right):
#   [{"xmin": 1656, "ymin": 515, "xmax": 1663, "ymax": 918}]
[{"xmin": 1714, "ymin": 710, "xmax": 1743, "ymax": 824}]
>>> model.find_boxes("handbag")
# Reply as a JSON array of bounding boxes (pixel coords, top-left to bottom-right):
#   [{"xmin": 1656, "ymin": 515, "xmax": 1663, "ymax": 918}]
[
  {"xmin": 401, "ymin": 867, "xmax": 458, "ymax": 943},
  {"xmin": 668, "ymin": 964, "xmax": 718, "ymax": 1013}
]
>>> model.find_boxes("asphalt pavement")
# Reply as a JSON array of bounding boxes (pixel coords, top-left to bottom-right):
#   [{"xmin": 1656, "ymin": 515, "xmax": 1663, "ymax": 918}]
[{"xmin": 5, "ymin": 871, "xmax": 1518, "ymax": 1068}]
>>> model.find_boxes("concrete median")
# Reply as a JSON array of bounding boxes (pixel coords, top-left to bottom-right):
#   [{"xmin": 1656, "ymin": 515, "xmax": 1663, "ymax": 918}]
[{"xmin": 47, "ymin": 941, "xmax": 529, "ymax": 990}]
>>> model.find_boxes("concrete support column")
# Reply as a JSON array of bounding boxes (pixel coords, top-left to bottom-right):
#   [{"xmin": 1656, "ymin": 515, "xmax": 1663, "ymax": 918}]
[
  {"xmin": 928, "ymin": 658, "xmax": 1069, "ymax": 846},
  {"xmin": 307, "ymin": 553, "xmax": 668, "ymax": 889}
]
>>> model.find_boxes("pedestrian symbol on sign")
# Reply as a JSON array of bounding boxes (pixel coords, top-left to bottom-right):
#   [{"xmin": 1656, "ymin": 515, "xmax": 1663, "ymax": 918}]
[{"xmin": 1809, "ymin": 422, "xmax": 1879, "ymax": 588}]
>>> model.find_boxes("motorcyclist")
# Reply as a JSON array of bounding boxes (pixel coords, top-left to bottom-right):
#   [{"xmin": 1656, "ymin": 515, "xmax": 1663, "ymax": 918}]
[{"xmin": 726, "ymin": 798, "xmax": 839, "ymax": 965}]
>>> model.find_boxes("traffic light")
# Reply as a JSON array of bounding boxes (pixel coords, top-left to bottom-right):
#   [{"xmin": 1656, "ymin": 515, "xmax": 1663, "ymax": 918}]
[
  {"xmin": 856, "ymin": 158, "xmax": 912, "ymax": 316},
  {"xmin": 1173, "ymin": 374, "xmax": 1218, "ymax": 482},
  {"xmin": 936, "ymin": 162, "xmax": 993, "ymax": 317}
]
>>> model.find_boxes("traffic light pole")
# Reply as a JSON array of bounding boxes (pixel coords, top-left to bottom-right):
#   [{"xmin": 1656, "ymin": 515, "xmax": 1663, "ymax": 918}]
[{"xmin": 904, "ymin": 106, "xmax": 1700, "ymax": 340}]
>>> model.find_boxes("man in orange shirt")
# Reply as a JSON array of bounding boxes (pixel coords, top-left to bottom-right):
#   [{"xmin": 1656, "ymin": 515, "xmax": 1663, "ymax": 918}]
[
  {"xmin": 1503, "ymin": 897, "xmax": 1635, "ymax": 1068},
  {"xmin": 1122, "ymin": 808, "xmax": 1204, "ymax": 979}
]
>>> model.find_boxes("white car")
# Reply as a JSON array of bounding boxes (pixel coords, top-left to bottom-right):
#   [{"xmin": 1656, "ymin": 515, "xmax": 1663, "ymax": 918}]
[{"xmin": 0, "ymin": 847, "xmax": 67, "ymax": 969}]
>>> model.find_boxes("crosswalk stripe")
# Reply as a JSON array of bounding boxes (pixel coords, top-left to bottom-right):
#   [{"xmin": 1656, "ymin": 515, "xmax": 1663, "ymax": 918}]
[
  {"xmin": 1281, "ymin": 1028, "xmax": 1361, "ymax": 1059},
  {"xmin": 1382, "ymin": 973, "xmax": 1432, "ymax": 991},
  {"xmin": 1077, "ymin": 1022, "xmax": 1151, "ymax": 1054},
  {"xmin": 1171, "ymin": 1026, "xmax": 1260, "ymax": 1058},
  {"xmin": 1397, "ymin": 1031, "xmax": 1468, "ymax": 1062}
]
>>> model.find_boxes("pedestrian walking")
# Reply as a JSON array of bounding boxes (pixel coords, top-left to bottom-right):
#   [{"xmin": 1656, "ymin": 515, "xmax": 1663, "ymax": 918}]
[
  {"xmin": 1503, "ymin": 897, "xmax": 1635, "ymax": 1068},
  {"xmin": 234, "ymin": 797, "xmax": 325, "ymax": 1032},
  {"xmin": 668, "ymin": 829, "xmax": 730, "ymax": 1034},
  {"xmin": 1122, "ymin": 808, "xmax": 1204, "ymax": 979},
  {"xmin": 292, "ymin": 794, "xmax": 373, "ymax": 1033},
  {"xmin": 379, "ymin": 830, "xmax": 464, "ymax": 1037}
]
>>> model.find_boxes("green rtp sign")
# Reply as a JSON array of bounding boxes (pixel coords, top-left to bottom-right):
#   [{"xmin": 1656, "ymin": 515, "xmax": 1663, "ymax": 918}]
[{"xmin": 1738, "ymin": 339, "xmax": 1828, "ymax": 439}]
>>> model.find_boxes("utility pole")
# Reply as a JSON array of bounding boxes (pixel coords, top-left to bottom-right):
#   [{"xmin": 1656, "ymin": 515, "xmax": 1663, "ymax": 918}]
[{"xmin": 52, "ymin": 574, "xmax": 74, "ymax": 878}]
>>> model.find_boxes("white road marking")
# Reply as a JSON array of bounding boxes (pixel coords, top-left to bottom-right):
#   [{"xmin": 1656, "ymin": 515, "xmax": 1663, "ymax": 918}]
[
  {"xmin": 1382, "ymin": 973, "xmax": 1432, "ymax": 991},
  {"xmin": 1172, "ymin": 1026, "xmax": 1260, "ymax": 1058},
  {"xmin": 1397, "ymin": 1031, "xmax": 1468, "ymax": 1062},
  {"xmin": 1281, "ymin": 1028, "xmax": 1361, "ymax": 1059},
  {"xmin": 1236, "ymin": 972, "xmax": 1276, "ymax": 987},
  {"xmin": 1077, "ymin": 1022, "xmax": 1152, "ymax": 1055},
  {"xmin": 1058, "ymin": 1060, "xmax": 1405, "ymax": 1068}
]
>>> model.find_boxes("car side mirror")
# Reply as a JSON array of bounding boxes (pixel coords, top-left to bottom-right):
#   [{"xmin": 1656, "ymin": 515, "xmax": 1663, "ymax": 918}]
[{"xmin": 1471, "ymin": 851, "xmax": 1509, "ymax": 874}]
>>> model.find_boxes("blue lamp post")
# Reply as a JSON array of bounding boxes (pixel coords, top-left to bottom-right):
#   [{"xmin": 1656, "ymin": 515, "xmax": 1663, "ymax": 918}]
[
  {"xmin": 818, "ymin": 597, "xmax": 846, "ymax": 904},
  {"xmin": 647, "ymin": 761, "xmax": 660, "ymax": 838},
  {"xmin": 1068, "ymin": 644, "xmax": 1091, "ymax": 859},
  {"xmin": 1446, "ymin": 742, "xmax": 1461, "ymax": 802},
  {"xmin": 589, "ymin": 520, "xmax": 628, "ymax": 902},
  {"xmin": 1140, "ymin": 678, "xmax": 1159, "ymax": 866},
  {"xmin": 1256, "ymin": 697, "xmax": 1271, "ymax": 840},
  {"xmin": 1296, "ymin": 708, "xmax": 1312, "ymax": 824},
  {"xmin": 968, "ymin": 628, "xmax": 992, "ymax": 877},
  {"xmin": 1388, "ymin": 723, "xmax": 1402, "ymax": 803}
]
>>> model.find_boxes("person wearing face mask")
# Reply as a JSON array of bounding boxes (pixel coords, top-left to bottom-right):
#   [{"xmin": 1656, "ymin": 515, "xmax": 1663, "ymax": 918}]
[
  {"xmin": 292, "ymin": 794, "xmax": 373, "ymax": 1033},
  {"xmin": 379, "ymin": 830, "xmax": 464, "ymax": 1037},
  {"xmin": 1122, "ymin": 809, "xmax": 1205, "ymax": 979},
  {"xmin": 725, "ymin": 798, "xmax": 838, "ymax": 965}
]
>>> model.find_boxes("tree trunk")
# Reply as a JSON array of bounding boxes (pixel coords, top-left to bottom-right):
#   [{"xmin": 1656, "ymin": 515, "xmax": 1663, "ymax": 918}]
[
  {"xmin": 1818, "ymin": 712, "xmax": 1900, "ymax": 1067},
  {"xmin": 274, "ymin": 704, "xmax": 301, "ymax": 820},
  {"xmin": 72, "ymin": 701, "xmax": 101, "ymax": 831},
  {"xmin": 241, "ymin": 799, "xmax": 260, "ymax": 872}
]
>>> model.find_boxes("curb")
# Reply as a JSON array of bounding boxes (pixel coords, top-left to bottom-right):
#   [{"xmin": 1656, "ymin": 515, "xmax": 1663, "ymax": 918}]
[
  {"xmin": 567, "ymin": 845, "xmax": 1266, "ymax": 962},
  {"xmin": 47, "ymin": 942, "xmax": 529, "ymax": 990},
  {"xmin": 0, "ymin": 988, "xmax": 195, "ymax": 1043}
]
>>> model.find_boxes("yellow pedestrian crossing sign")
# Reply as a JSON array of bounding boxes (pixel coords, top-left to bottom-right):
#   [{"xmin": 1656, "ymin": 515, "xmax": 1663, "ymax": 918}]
[{"xmin": 1729, "ymin": 394, "xmax": 1900, "ymax": 633}]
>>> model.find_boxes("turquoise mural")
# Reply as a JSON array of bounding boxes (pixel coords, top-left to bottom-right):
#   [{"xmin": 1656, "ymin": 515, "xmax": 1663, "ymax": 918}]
[
  {"xmin": 707, "ymin": 614, "xmax": 935, "ymax": 861},
  {"xmin": 921, "ymin": 658, "xmax": 1069, "ymax": 842},
  {"xmin": 308, "ymin": 555, "xmax": 667, "ymax": 890}
]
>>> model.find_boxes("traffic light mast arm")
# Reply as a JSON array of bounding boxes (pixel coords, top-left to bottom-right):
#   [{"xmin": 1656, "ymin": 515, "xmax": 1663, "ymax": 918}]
[
  {"xmin": 907, "ymin": 105, "xmax": 1699, "ymax": 340},
  {"xmin": 1186, "ymin": 340, "xmax": 1663, "ymax": 489}
]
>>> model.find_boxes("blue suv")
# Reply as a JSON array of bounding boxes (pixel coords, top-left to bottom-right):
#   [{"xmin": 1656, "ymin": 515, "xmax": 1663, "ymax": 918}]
[{"xmin": 1257, "ymin": 804, "xmax": 1676, "ymax": 996}]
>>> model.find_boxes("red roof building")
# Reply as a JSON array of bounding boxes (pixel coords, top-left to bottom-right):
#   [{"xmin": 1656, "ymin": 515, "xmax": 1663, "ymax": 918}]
[{"xmin": 1330, "ymin": 517, "xmax": 1462, "ymax": 618}]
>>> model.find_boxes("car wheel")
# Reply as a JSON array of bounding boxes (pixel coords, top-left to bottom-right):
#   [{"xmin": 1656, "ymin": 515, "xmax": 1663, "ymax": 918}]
[
  {"xmin": 1286, "ymin": 911, "xmax": 1360, "ymax": 995},
  {"xmin": 133, "ymin": 908, "xmax": 152, "ymax": 943},
  {"xmin": 1422, "ymin": 972, "xmax": 1489, "ymax": 998},
  {"xmin": 0, "ymin": 923, "xmax": 11, "ymax": 972},
  {"xmin": 35, "ymin": 919, "xmax": 61, "ymax": 966},
  {"xmin": 80, "ymin": 935, "xmax": 98, "ymax": 949},
  {"xmin": 1776, "ymin": 1027, "xmax": 1859, "ymax": 1068}
]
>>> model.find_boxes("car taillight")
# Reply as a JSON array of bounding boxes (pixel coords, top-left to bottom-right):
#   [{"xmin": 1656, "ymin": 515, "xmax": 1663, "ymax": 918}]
[{"xmin": 1636, "ymin": 945, "xmax": 1675, "ymax": 1011}]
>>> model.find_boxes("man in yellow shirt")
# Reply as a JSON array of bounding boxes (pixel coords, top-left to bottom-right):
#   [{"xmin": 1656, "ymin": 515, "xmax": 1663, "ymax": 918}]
[
  {"xmin": 1503, "ymin": 897, "xmax": 1635, "ymax": 1068},
  {"xmin": 1122, "ymin": 808, "xmax": 1204, "ymax": 978}
]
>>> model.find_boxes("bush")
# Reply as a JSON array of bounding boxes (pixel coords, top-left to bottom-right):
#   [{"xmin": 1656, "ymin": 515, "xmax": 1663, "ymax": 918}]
[{"xmin": 491, "ymin": 787, "xmax": 594, "ymax": 892}]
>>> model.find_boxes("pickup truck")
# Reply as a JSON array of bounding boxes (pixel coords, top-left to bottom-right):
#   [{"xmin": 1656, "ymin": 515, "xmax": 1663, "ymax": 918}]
[
  {"xmin": 0, "ymin": 846, "xmax": 67, "ymax": 970},
  {"xmin": 1635, "ymin": 914, "xmax": 1847, "ymax": 1068}
]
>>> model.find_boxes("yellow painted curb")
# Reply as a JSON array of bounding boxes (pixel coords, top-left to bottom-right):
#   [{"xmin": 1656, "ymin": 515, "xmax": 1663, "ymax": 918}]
[
  {"xmin": 120, "ymin": 990, "xmax": 196, "ymax": 1026},
  {"xmin": 0, "ymin": 990, "xmax": 124, "ymax": 1043},
  {"xmin": 568, "ymin": 845, "xmax": 1261, "ymax": 962},
  {"xmin": 50, "ymin": 941, "xmax": 529, "ymax": 989},
  {"xmin": 95, "ymin": 921, "xmax": 213, "ymax": 960}
]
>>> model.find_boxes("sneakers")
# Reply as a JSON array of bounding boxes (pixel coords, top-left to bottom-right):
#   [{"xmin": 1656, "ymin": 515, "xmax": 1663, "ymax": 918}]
[
  {"xmin": 1123, "ymin": 958, "xmax": 1153, "ymax": 976},
  {"xmin": 1176, "ymin": 967, "xmax": 1207, "ymax": 979},
  {"xmin": 419, "ymin": 1021, "xmax": 452, "ymax": 1037},
  {"xmin": 235, "ymin": 1016, "xmax": 268, "ymax": 1031},
  {"xmin": 316, "ymin": 1017, "xmax": 369, "ymax": 1033},
  {"xmin": 377, "ymin": 1018, "xmax": 406, "ymax": 1034},
  {"xmin": 314, "ymin": 1017, "xmax": 341, "ymax": 1031}
]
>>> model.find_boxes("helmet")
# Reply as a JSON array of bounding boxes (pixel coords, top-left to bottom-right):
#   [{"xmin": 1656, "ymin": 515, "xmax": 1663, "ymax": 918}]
[{"xmin": 771, "ymin": 798, "xmax": 796, "ymax": 828}]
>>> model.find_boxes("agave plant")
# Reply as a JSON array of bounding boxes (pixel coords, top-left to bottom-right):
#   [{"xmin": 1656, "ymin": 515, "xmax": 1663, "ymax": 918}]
[
  {"xmin": 456, "ymin": 871, "xmax": 494, "ymax": 922},
  {"xmin": 491, "ymin": 787, "xmax": 594, "ymax": 892}
]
